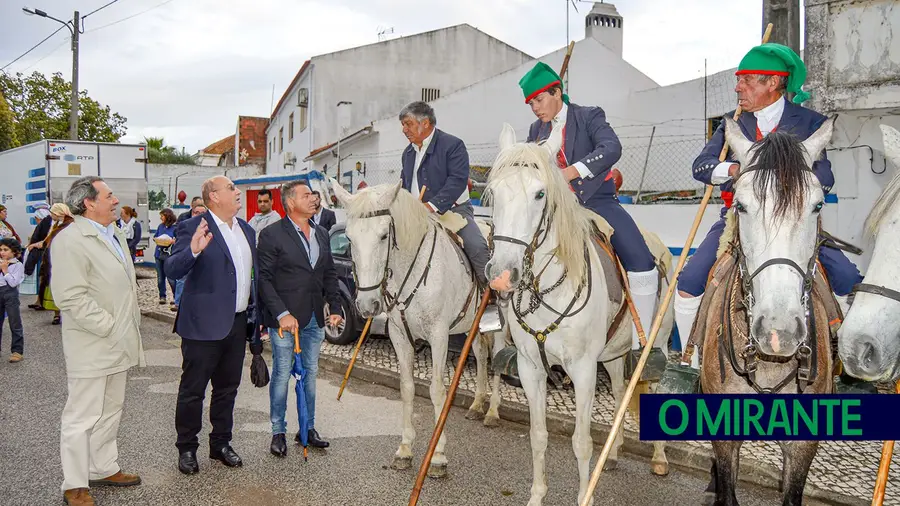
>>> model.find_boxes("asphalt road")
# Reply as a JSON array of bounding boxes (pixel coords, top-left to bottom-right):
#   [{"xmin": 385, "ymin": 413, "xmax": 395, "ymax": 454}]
[{"xmin": 0, "ymin": 301, "xmax": 787, "ymax": 506}]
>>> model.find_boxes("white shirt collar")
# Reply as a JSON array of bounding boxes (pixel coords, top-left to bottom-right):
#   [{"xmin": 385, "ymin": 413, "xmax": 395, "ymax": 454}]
[
  {"xmin": 209, "ymin": 210, "xmax": 236, "ymax": 229},
  {"xmin": 754, "ymin": 96, "xmax": 785, "ymax": 128},
  {"xmin": 86, "ymin": 218, "xmax": 115, "ymax": 235},
  {"xmin": 554, "ymin": 103, "xmax": 568, "ymax": 124},
  {"xmin": 412, "ymin": 128, "xmax": 436, "ymax": 153}
]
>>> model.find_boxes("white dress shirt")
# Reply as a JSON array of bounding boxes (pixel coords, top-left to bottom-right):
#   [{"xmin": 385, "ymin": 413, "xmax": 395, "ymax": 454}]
[
  {"xmin": 551, "ymin": 103, "xmax": 592, "ymax": 179},
  {"xmin": 87, "ymin": 218, "xmax": 126, "ymax": 263},
  {"xmin": 711, "ymin": 96, "xmax": 786, "ymax": 184},
  {"xmin": 206, "ymin": 212, "xmax": 253, "ymax": 313},
  {"xmin": 0, "ymin": 259, "xmax": 24, "ymax": 288},
  {"xmin": 411, "ymin": 129, "xmax": 469, "ymax": 211}
]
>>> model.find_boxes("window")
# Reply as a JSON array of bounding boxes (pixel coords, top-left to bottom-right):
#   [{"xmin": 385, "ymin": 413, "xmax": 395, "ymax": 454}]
[
  {"xmin": 330, "ymin": 229, "xmax": 350, "ymax": 257},
  {"xmin": 707, "ymin": 117, "xmax": 724, "ymax": 140},
  {"xmin": 268, "ymin": 141, "xmax": 272, "ymax": 159},
  {"xmin": 279, "ymin": 128, "xmax": 284, "ymax": 153},
  {"xmin": 298, "ymin": 87, "xmax": 309, "ymax": 132},
  {"xmin": 289, "ymin": 113, "xmax": 294, "ymax": 141},
  {"xmin": 421, "ymin": 88, "xmax": 440, "ymax": 102}
]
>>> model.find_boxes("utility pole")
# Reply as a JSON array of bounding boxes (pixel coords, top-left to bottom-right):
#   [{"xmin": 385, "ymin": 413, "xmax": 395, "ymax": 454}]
[
  {"xmin": 70, "ymin": 11, "xmax": 80, "ymax": 141},
  {"xmin": 762, "ymin": 0, "xmax": 800, "ymax": 53}
]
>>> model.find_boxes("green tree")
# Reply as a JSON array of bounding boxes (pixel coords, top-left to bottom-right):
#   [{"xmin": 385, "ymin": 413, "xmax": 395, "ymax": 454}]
[
  {"xmin": 0, "ymin": 91, "xmax": 19, "ymax": 151},
  {"xmin": 0, "ymin": 71, "xmax": 127, "ymax": 144},
  {"xmin": 148, "ymin": 189, "xmax": 168, "ymax": 211},
  {"xmin": 145, "ymin": 136, "xmax": 195, "ymax": 164}
]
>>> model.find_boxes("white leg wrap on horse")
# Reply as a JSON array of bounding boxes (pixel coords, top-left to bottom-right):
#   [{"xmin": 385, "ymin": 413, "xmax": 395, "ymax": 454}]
[
  {"xmin": 836, "ymin": 294, "xmax": 850, "ymax": 317},
  {"xmin": 674, "ymin": 292, "xmax": 702, "ymax": 369},
  {"xmin": 628, "ymin": 269, "xmax": 659, "ymax": 351}
]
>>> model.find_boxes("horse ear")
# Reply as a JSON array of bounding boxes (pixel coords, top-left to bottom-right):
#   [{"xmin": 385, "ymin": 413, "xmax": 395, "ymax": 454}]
[
  {"xmin": 880, "ymin": 124, "xmax": 900, "ymax": 168},
  {"xmin": 801, "ymin": 116, "xmax": 835, "ymax": 167},
  {"xmin": 329, "ymin": 177, "xmax": 353, "ymax": 206},
  {"xmin": 724, "ymin": 116, "xmax": 753, "ymax": 167},
  {"xmin": 499, "ymin": 123, "xmax": 517, "ymax": 151},
  {"xmin": 387, "ymin": 181, "xmax": 403, "ymax": 205},
  {"xmin": 544, "ymin": 120, "xmax": 563, "ymax": 160}
]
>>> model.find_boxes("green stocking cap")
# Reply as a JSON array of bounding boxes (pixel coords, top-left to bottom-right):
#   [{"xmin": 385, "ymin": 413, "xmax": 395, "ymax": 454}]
[
  {"xmin": 736, "ymin": 43, "xmax": 810, "ymax": 104},
  {"xmin": 519, "ymin": 61, "xmax": 569, "ymax": 104}
]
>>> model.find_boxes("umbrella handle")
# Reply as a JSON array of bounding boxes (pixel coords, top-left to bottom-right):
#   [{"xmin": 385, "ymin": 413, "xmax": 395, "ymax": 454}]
[{"xmin": 293, "ymin": 330, "xmax": 301, "ymax": 354}]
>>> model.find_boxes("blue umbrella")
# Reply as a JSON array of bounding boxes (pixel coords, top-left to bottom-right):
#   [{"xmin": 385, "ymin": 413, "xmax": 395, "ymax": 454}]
[{"xmin": 282, "ymin": 328, "xmax": 311, "ymax": 461}]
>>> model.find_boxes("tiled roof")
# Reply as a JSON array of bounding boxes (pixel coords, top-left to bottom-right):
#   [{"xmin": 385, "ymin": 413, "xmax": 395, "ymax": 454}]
[{"xmin": 201, "ymin": 135, "xmax": 235, "ymax": 155}]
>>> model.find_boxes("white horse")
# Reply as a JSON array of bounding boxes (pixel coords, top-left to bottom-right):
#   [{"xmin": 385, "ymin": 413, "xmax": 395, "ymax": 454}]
[
  {"xmin": 330, "ymin": 179, "xmax": 504, "ymax": 478},
  {"xmin": 839, "ymin": 124, "xmax": 900, "ymax": 382},
  {"xmin": 485, "ymin": 123, "xmax": 671, "ymax": 506}
]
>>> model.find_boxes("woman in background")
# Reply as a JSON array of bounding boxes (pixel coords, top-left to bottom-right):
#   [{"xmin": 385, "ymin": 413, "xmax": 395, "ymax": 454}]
[
  {"xmin": 118, "ymin": 206, "xmax": 142, "ymax": 261},
  {"xmin": 154, "ymin": 208, "xmax": 177, "ymax": 305},
  {"xmin": 38, "ymin": 203, "xmax": 74, "ymax": 325},
  {"xmin": 0, "ymin": 205, "xmax": 21, "ymax": 244}
]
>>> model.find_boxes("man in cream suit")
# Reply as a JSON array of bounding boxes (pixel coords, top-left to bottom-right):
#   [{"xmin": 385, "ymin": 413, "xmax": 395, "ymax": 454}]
[{"xmin": 51, "ymin": 176, "xmax": 145, "ymax": 506}]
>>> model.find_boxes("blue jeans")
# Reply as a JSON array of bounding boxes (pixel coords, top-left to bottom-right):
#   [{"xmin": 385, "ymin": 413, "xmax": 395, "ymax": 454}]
[
  {"xmin": 174, "ymin": 278, "xmax": 185, "ymax": 306},
  {"xmin": 155, "ymin": 258, "xmax": 175, "ymax": 298},
  {"xmin": 268, "ymin": 317, "xmax": 324, "ymax": 435}
]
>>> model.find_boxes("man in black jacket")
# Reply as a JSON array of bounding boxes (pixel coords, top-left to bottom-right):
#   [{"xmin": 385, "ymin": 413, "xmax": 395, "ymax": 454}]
[
  {"xmin": 310, "ymin": 191, "xmax": 336, "ymax": 232},
  {"xmin": 258, "ymin": 180, "xmax": 343, "ymax": 457}
]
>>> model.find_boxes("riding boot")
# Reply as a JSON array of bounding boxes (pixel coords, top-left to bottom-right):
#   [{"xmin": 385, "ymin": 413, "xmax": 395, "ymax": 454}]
[
  {"xmin": 624, "ymin": 269, "xmax": 666, "ymax": 381},
  {"xmin": 675, "ymin": 291, "xmax": 702, "ymax": 369}
]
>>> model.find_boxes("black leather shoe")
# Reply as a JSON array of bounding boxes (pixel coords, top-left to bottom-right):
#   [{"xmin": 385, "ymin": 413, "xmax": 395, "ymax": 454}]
[
  {"xmin": 270, "ymin": 434, "xmax": 287, "ymax": 457},
  {"xmin": 308, "ymin": 429, "xmax": 330, "ymax": 449},
  {"xmin": 178, "ymin": 451, "xmax": 199, "ymax": 475},
  {"xmin": 209, "ymin": 446, "xmax": 243, "ymax": 467}
]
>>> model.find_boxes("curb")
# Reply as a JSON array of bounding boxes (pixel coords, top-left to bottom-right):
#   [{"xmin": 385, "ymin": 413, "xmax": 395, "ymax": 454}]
[{"xmin": 139, "ymin": 309, "xmax": 864, "ymax": 506}]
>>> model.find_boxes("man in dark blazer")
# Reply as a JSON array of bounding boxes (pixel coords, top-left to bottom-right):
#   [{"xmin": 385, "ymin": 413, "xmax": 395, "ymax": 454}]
[
  {"xmin": 258, "ymin": 180, "xmax": 343, "ymax": 457},
  {"xmin": 675, "ymin": 43, "xmax": 863, "ymax": 367},
  {"xmin": 165, "ymin": 176, "xmax": 262, "ymax": 475},
  {"xmin": 520, "ymin": 62, "xmax": 658, "ymax": 355},
  {"xmin": 398, "ymin": 101, "xmax": 489, "ymax": 286},
  {"xmin": 310, "ymin": 191, "xmax": 337, "ymax": 232}
]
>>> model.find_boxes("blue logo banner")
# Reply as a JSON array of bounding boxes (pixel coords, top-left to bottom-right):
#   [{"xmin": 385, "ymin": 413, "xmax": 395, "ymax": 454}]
[{"xmin": 639, "ymin": 394, "xmax": 900, "ymax": 441}]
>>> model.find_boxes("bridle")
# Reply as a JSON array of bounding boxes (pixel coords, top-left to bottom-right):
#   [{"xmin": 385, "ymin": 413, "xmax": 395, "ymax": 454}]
[
  {"xmin": 851, "ymin": 284, "xmax": 900, "ymax": 305},
  {"xmin": 719, "ymin": 166, "xmax": 824, "ymax": 394}
]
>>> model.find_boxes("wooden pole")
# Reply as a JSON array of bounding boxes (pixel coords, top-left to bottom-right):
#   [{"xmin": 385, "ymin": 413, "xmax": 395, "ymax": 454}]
[
  {"xmin": 336, "ymin": 318, "xmax": 373, "ymax": 401},
  {"xmin": 577, "ymin": 23, "xmax": 774, "ymax": 506},
  {"xmin": 408, "ymin": 288, "xmax": 492, "ymax": 506},
  {"xmin": 337, "ymin": 185, "xmax": 429, "ymax": 401},
  {"xmin": 871, "ymin": 381, "xmax": 900, "ymax": 506},
  {"xmin": 559, "ymin": 41, "xmax": 576, "ymax": 81}
]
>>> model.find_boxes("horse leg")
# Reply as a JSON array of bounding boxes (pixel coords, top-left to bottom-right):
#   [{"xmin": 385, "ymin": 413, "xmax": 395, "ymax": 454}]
[
  {"xmin": 569, "ymin": 359, "xmax": 598, "ymax": 506},
  {"xmin": 426, "ymin": 330, "xmax": 450, "ymax": 479},
  {"xmin": 604, "ymin": 357, "xmax": 626, "ymax": 470},
  {"xmin": 518, "ymin": 352, "xmax": 550, "ymax": 506},
  {"xmin": 390, "ymin": 322, "xmax": 416, "ymax": 471},
  {"xmin": 779, "ymin": 441, "xmax": 818, "ymax": 506},
  {"xmin": 711, "ymin": 440, "xmax": 741, "ymax": 506},
  {"xmin": 642, "ymin": 380, "xmax": 669, "ymax": 476},
  {"xmin": 703, "ymin": 461, "xmax": 718, "ymax": 506},
  {"xmin": 484, "ymin": 329, "xmax": 505, "ymax": 428},
  {"xmin": 466, "ymin": 333, "xmax": 488, "ymax": 420}
]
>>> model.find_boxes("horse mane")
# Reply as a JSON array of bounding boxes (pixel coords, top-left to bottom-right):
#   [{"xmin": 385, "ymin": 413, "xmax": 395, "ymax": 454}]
[
  {"xmin": 865, "ymin": 164, "xmax": 900, "ymax": 237},
  {"xmin": 344, "ymin": 185, "xmax": 431, "ymax": 251},
  {"xmin": 487, "ymin": 141, "xmax": 593, "ymax": 282},
  {"xmin": 741, "ymin": 130, "xmax": 816, "ymax": 221}
]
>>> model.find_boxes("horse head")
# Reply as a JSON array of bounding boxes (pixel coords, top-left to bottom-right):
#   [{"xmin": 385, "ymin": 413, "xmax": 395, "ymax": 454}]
[
  {"xmin": 330, "ymin": 178, "xmax": 411, "ymax": 318},
  {"xmin": 485, "ymin": 122, "xmax": 589, "ymax": 293},
  {"xmin": 838, "ymin": 124, "xmax": 900, "ymax": 381},
  {"xmin": 726, "ymin": 115, "xmax": 833, "ymax": 358}
]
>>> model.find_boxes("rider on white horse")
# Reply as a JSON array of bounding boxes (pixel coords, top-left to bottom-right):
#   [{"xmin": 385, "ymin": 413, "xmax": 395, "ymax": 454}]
[
  {"xmin": 676, "ymin": 43, "xmax": 864, "ymax": 369},
  {"xmin": 515, "ymin": 61, "xmax": 664, "ymax": 372}
]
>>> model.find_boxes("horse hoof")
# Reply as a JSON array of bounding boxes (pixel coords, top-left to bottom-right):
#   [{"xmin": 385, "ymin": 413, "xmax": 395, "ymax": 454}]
[
  {"xmin": 427, "ymin": 463, "xmax": 448, "ymax": 479},
  {"xmin": 702, "ymin": 491, "xmax": 715, "ymax": 506},
  {"xmin": 390, "ymin": 456, "xmax": 412, "ymax": 471},
  {"xmin": 466, "ymin": 407, "xmax": 485, "ymax": 420},
  {"xmin": 603, "ymin": 458, "xmax": 618, "ymax": 471},
  {"xmin": 651, "ymin": 460, "xmax": 669, "ymax": 476},
  {"xmin": 483, "ymin": 414, "xmax": 501, "ymax": 428}
]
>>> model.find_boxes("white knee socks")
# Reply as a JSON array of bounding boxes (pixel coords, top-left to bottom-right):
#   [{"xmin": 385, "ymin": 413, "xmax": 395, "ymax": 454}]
[
  {"xmin": 674, "ymin": 292, "xmax": 701, "ymax": 369},
  {"xmin": 627, "ymin": 269, "xmax": 659, "ymax": 351}
]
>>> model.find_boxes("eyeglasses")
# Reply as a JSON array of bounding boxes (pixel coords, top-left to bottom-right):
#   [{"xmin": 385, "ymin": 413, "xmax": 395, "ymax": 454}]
[{"xmin": 213, "ymin": 184, "xmax": 236, "ymax": 193}]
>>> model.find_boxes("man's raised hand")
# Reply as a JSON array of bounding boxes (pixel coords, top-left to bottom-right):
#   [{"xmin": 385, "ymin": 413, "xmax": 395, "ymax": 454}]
[{"xmin": 191, "ymin": 218, "xmax": 213, "ymax": 255}]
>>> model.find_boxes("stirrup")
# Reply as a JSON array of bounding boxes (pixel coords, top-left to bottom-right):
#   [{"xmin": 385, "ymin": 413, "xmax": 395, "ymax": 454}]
[
  {"xmin": 478, "ymin": 302, "xmax": 504, "ymax": 333},
  {"xmin": 492, "ymin": 345, "xmax": 518, "ymax": 378},
  {"xmin": 624, "ymin": 347, "xmax": 667, "ymax": 382},
  {"xmin": 657, "ymin": 361, "xmax": 701, "ymax": 394},
  {"xmin": 833, "ymin": 373, "xmax": 878, "ymax": 394}
]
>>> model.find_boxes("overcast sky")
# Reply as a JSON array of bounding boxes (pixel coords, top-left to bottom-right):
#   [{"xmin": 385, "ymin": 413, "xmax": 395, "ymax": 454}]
[{"xmin": 0, "ymin": 0, "xmax": 784, "ymax": 153}]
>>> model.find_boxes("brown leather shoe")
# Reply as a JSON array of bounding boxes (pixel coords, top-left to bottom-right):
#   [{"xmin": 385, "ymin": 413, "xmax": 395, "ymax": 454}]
[
  {"xmin": 8, "ymin": 353, "xmax": 22, "ymax": 363},
  {"xmin": 63, "ymin": 488, "xmax": 95, "ymax": 506},
  {"xmin": 88, "ymin": 471, "xmax": 142, "ymax": 487}
]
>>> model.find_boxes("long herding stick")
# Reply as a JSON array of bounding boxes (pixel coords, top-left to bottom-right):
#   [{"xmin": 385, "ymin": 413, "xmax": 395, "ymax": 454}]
[
  {"xmin": 337, "ymin": 185, "xmax": 428, "ymax": 401},
  {"xmin": 409, "ymin": 42, "xmax": 579, "ymax": 506},
  {"xmin": 871, "ymin": 381, "xmax": 900, "ymax": 506},
  {"xmin": 578, "ymin": 23, "xmax": 775, "ymax": 506}
]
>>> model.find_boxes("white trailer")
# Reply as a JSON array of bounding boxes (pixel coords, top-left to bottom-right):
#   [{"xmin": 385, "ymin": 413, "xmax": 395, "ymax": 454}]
[{"xmin": 0, "ymin": 139, "xmax": 150, "ymax": 289}]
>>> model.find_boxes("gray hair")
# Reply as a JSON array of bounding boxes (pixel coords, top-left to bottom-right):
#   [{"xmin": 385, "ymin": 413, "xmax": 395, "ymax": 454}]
[
  {"xmin": 65, "ymin": 176, "xmax": 104, "ymax": 216},
  {"xmin": 757, "ymin": 74, "xmax": 787, "ymax": 92},
  {"xmin": 281, "ymin": 180, "xmax": 310, "ymax": 211},
  {"xmin": 399, "ymin": 101, "xmax": 436, "ymax": 126}
]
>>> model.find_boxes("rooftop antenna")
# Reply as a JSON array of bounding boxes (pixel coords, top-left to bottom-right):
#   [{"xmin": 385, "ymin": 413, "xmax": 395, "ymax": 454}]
[{"xmin": 377, "ymin": 26, "xmax": 395, "ymax": 41}]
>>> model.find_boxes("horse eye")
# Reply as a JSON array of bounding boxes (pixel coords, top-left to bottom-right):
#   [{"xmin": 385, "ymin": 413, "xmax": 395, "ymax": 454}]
[
  {"xmin": 813, "ymin": 201, "xmax": 824, "ymax": 213},
  {"xmin": 380, "ymin": 233, "xmax": 388, "ymax": 241},
  {"xmin": 535, "ymin": 190, "xmax": 546, "ymax": 200},
  {"xmin": 734, "ymin": 201, "xmax": 747, "ymax": 213}
]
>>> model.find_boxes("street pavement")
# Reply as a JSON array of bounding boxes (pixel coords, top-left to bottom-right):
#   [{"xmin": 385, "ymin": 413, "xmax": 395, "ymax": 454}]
[{"xmin": 0, "ymin": 301, "xmax": 791, "ymax": 506}]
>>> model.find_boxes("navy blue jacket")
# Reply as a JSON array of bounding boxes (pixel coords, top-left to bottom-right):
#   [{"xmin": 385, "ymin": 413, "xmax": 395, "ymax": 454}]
[
  {"xmin": 692, "ymin": 99, "xmax": 834, "ymax": 195},
  {"xmin": 528, "ymin": 102, "xmax": 622, "ymax": 203},
  {"xmin": 401, "ymin": 129, "xmax": 470, "ymax": 214},
  {"xmin": 165, "ymin": 211, "xmax": 261, "ymax": 343}
]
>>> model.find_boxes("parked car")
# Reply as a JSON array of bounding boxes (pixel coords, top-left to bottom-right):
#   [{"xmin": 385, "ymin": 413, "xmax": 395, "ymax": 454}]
[{"xmin": 326, "ymin": 223, "xmax": 389, "ymax": 345}]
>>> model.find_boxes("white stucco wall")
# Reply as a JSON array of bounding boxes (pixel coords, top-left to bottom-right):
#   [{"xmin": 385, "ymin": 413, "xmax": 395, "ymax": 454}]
[{"xmin": 266, "ymin": 70, "xmax": 313, "ymax": 175}]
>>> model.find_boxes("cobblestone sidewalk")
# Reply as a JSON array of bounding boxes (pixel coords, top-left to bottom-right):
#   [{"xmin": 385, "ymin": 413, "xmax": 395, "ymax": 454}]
[{"xmin": 134, "ymin": 267, "xmax": 897, "ymax": 505}]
